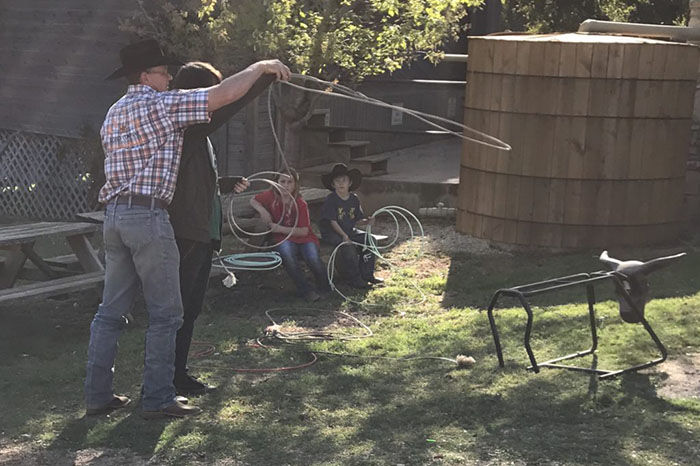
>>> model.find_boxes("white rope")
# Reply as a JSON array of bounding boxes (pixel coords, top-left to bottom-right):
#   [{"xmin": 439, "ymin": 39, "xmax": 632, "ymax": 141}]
[
  {"xmin": 224, "ymin": 72, "xmax": 499, "ymax": 299},
  {"xmin": 273, "ymin": 73, "xmax": 512, "ymax": 151},
  {"xmin": 325, "ymin": 206, "xmax": 428, "ymax": 305},
  {"xmin": 225, "ymin": 171, "xmax": 300, "ymax": 250}
]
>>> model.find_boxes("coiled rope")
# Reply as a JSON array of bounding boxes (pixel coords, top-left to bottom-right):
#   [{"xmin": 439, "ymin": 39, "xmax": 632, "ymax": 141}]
[
  {"xmin": 204, "ymin": 72, "xmax": 485, "ymax": 370},
  {"xmin": 326, "ymin": 205, "xmax": 427, "ymax": 305},
  {"xmin": 214, "ymin": 171, "xmax": 300, "ymax": 284}
]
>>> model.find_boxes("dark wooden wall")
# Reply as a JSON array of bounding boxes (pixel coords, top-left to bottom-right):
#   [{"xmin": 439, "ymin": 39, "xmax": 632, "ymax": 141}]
[
  {"xmin": 211, "ymin": 94, "xmax": 277, "ymax": 177},
  {"xmin": 0, "ymin": 0, "xmax": 139, "ymax": 138},
  {"xmin": 316, "ymin": 79, "xmax": 465, "ymax": 155}
]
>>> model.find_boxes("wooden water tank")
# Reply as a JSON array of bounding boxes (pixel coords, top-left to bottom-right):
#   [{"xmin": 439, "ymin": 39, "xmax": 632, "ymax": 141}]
[{"xmin": 457, "ymin": 34, "xmax": 699, "ymax": 248}]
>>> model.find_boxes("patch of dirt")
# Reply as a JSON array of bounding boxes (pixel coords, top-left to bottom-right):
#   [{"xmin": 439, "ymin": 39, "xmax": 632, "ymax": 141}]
[
  {"xmin": 0, "ymin": 444, "xmax": 149, "ymax": 466},
  {"xmin": 653, "ymin": 353, "xmax": 700, "ymax": 399},
  {"xmin": 420, "ymin": 221, "xmax": 507, "ymax": 256},
  {"xmin": 368, "ymin": 218, "xmax": 507, "ymax": 257},
  {"xmin": 0, "ymin": 442, "xmax": 254, "ymax": 466}
]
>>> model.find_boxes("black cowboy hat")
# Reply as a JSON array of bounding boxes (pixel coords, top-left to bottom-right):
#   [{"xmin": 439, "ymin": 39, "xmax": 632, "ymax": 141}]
[
  {"xmin": 105, "ymin": 39, "xmax": 182, "ymax": 80},
  {"xmin": 321, "ymin": 163, "xmax": 362, "ymax": 191}
]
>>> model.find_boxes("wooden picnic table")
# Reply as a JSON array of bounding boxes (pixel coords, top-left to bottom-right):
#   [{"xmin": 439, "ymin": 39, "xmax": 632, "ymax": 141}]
[{"xmin": 0, "ymin": 221, "xmax": 104, "ymax": 303}]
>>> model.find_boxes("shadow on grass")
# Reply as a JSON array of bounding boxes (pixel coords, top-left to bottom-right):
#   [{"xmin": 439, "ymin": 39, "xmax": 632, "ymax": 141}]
[
  {"xmin": 143, "ymin": 356, "xmax": 699, "ymax": 465},
  {"xmin": 50, "ymin": 412, "xmax": 170, "ymax": 458},
  {"xmin": 39, "ymin": 326, "xmax": 698, "ymax": 465},
  {"xmin": 42, "ymin": 296, "xmax": 695, "ymax": 465},
  {"xmin": 2, "ymin": 230, "xmax": 698, "ymax": 465}
]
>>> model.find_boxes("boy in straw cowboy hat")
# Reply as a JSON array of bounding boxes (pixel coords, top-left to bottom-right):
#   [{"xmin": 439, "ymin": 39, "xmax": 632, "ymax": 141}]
[
  {"xmin": 319, "ymin": 163, "xmax": 383, "ymax": 289},
  {"xmin": 84, "ymin": 38, "xmax": 290, "ymax": 419}
]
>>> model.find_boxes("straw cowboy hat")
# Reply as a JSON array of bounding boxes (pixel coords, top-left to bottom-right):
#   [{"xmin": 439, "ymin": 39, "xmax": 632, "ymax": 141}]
[
  {"xmin": 321, "ymin": 163, "xmax": 362, "ymax": 191},
  {"xmin": 106, "ymin": 39, "xmax": 182, "ymax": 80}
]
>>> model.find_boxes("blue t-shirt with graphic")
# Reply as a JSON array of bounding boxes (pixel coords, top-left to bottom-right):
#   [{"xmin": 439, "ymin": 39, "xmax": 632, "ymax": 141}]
[{"xmin": 319, "ymin": 191, "xmax": 365, "ymax": 237}]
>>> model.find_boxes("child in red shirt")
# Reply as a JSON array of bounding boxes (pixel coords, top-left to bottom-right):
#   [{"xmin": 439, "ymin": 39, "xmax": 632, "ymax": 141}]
[{"xmin": 250, "ymin": 169, "xmax": 330, "ymax": 301}]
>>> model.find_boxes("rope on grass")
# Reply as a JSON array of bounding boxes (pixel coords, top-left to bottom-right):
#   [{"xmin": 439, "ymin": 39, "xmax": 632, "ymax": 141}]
[
  {"xmin": 199, "ymin": 74, "xmax": 485, "ymax": 369},
  {"xmin": 264, "ymin": 306, "xmax": 374, "ymax": 341},
  {"xmin": 189, "ymin": 313, "xmax": 475, "ymax": 374},
  {"xmin": 259, "ymin": 307, "xmax": 473, "ymax": 367},
  {"xmin": 189, "ymin": 340, "xmax": 319, "ymax": 373}
]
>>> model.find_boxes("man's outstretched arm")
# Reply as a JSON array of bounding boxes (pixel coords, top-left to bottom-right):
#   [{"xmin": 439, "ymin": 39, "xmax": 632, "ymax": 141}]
[{"xmin": 207, "ymin": 59, "xmax": 291, "ymax": 112}]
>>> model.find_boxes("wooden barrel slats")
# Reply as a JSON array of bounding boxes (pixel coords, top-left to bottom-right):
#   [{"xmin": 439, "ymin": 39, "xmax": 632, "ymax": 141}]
[{"xmin": 458, "ymin": 33, "xmax": 699, "ymax": 248}]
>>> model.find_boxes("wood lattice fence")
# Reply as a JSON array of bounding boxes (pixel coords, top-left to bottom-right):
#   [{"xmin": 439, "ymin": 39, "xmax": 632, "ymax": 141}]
[{"xmin": 0, "ymin": 129, "xmax": 94, "ymax": 220}]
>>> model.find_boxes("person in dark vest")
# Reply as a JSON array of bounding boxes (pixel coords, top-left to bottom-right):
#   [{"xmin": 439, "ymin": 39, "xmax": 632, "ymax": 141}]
[
  {"xmin": 168, "ymin": 61, "xmax": 269, "ymax": 396},
  {"xmin": 85, "ymin": 39, "xmax": 290, "ymax": 419}
]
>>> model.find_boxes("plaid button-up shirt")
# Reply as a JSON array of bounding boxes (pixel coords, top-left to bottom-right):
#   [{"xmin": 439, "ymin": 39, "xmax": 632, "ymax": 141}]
[{"xmin": 98, "ymin": 85, "xmax": 211, "ymax": 204}]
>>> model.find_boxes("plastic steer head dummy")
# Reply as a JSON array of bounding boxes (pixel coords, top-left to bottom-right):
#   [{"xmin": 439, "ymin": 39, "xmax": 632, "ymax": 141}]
[{"xmin": 599, "ymin": 250, "xmax": 686, "ymax": 323}]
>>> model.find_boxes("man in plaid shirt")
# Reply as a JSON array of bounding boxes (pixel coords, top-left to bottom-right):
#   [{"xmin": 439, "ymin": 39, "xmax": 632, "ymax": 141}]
[{"xmin": 85, "ymin": 39, "xmax": 290, "ymax": 419}]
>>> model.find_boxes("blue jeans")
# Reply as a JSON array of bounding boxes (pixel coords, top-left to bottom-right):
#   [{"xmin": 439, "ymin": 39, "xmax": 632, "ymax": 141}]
[
  {"xmin": 85, "ymin": 203, "xmax": 184, "ymax": 411},
  {"xmin": 275, "ymin": 241, "xmax": 330, "ymax": 295}
]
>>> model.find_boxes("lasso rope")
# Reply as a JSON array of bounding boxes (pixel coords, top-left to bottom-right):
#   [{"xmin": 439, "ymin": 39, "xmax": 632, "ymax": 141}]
[
  {"xmin": 274, "ymin": 73, "xmax": 512, "ymax": 152},
  {"xmin": 215, "ymin": 171, "xmax": 300, "ymax": 285},
  {"xmin": 226, "ymin": 171, "xmax": 299, "ymax": 250},
  {"xmin": 205, "ymin": 72, "xmax": 482, "ymax": 370}
]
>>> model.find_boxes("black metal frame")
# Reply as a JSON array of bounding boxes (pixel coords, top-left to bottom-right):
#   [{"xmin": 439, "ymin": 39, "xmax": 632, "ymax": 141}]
[{"xmin": 486, "ymin": 271, "xmax": 667, "ymax": 379}]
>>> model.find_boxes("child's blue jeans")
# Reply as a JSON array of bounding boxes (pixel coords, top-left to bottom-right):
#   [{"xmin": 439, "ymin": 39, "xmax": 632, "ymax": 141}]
[{"xmin": 275, "ymin": 240, "xmax": 330, "ymax": 295}]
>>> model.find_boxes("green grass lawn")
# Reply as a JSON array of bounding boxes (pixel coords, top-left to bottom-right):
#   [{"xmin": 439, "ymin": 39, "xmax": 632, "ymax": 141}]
[{"xmin": 1, "ymin": 220, "xmax": 699, "ymax": 465}]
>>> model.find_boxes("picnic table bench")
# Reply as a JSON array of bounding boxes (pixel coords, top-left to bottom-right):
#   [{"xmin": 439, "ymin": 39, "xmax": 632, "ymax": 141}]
[{"xmin": 0, "ymin": 222, "xmax": 104, "ymax": 303}]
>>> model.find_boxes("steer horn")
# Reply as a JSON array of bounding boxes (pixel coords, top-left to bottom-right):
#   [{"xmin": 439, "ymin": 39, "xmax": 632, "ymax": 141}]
[{"xmin": 599, "ymin": 251, "xmax": 686, "ymax": 323}]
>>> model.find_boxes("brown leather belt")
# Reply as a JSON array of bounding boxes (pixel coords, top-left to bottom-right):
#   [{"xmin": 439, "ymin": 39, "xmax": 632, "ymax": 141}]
[{"xmin": 111, "ymin": 195, "xmax": 168, "ymax": 209}]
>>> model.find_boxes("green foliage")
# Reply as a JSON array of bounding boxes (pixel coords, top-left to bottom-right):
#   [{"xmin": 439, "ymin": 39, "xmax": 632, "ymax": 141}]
[
  {"xmin": 120, "ymin": 0, "xmax": 484, "ymax": 82},
  {"xmin": 119, "ymin": 0, "xmax": 249, "ymax": 73},
  {"xmin": 502, "ymin": 0, "xmax": 690, "ymax": 33}
]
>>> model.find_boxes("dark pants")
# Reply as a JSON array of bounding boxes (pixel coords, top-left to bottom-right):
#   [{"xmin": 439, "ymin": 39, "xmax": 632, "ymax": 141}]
[
  {"xmin": 322, "ymin": 230, "xmax": 376, "ymax": 282},
  {"xmin": 174, "ymin": 237, "xmax": 214, "ymax": 381}
]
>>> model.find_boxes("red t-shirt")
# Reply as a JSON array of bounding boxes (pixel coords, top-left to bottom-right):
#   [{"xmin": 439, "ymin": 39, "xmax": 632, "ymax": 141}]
[{"xmin": 253, "ymin": 189, "xmax": 319, "ymax": 246}]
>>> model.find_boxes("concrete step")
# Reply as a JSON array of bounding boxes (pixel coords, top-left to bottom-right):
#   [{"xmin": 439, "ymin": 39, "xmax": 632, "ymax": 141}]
[
  {"xmin": 306, "ymin": 109, "xmax": 330, "ymax": 128},
  {"xmin": 328, "ymin": 140, "xmax": 370, "ymax": 148},
  {"xmin": 328, "ymin": 140, "xmax": 369, "ymax": 159},
  {"xmin": 300, "ymin": 153, "xmax": 391, "ymax": 179},
  {"xmin": 348, "ymin": 154, "xmax": 391, "ymax": 176}
]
